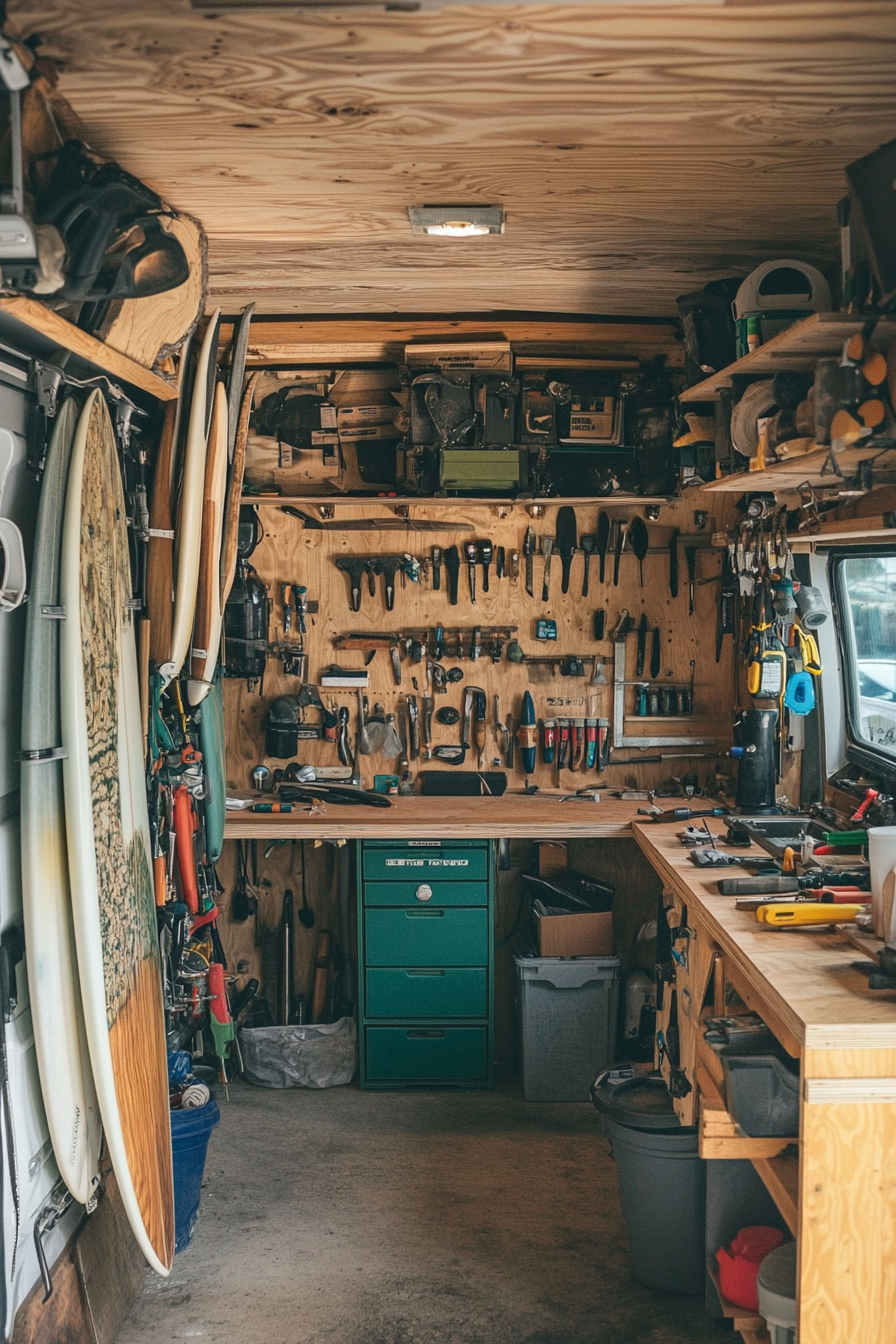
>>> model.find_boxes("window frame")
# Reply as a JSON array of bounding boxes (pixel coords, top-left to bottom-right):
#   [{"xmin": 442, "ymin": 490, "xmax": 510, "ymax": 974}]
[{"xmin": 829, "ymin": 545, "xmax": 896, "ymax": 784}]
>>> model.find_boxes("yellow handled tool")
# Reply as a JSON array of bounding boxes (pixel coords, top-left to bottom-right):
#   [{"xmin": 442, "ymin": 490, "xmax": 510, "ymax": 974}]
[{"xmin": 756, "ymin": 902, "xmax": 866, "ymax": 927}]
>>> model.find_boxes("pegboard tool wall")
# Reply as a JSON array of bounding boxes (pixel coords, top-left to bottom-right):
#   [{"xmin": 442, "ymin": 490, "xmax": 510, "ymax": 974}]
[
  {"xmin": 222, "ymin": 496, "xmax": 737, "ymax": 797},
  {"xmin": 219, "ymin": 496, "xmax": 736, "ymax": 1039}
]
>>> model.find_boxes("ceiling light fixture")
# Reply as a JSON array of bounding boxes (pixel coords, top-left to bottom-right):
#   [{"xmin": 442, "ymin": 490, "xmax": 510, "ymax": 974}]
[{"xmin": 408, "ymin": 205, "xmax": 504, "ymax": 237}]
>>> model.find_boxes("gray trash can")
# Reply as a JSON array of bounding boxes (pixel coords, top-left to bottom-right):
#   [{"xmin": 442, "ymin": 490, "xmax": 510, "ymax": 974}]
[
  {"xmin": 592, "ymin": 1070, "xmax": 706, "ymax": 1294},
  {"xmin": 515, "ymin": 952, "xmax": 619, "ymax": 1101}
]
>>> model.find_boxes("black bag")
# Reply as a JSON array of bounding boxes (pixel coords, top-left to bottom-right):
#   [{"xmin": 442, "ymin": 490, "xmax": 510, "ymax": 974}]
[
  {"xmin": 32, "ymin": 140, "xmax": 189, "ymax": 303},
  {"xmin": 473, "ymin": 374, "xmax": 520, "ymax": 446},
  {"xmin": 676, "ymin": 278, "xmax": 742, "ymax": 385}
]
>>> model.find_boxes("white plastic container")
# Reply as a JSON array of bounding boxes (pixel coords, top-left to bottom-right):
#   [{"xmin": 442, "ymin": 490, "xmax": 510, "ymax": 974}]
[{"xmin": 868, "ymin": 826, "xmax": 896, "ymax": 939}]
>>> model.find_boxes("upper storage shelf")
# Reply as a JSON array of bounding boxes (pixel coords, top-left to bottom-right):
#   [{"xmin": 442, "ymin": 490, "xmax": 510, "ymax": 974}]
[{"xmin": 680, "ymin": 312, "xmax": 896, "ymax": 404}]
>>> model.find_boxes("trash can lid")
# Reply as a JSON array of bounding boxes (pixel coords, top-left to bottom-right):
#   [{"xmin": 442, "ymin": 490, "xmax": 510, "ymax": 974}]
[
  {"xmin": 591, "ymin": 1068, "xmax": 693, "ymax": 1131},
  {"xmin": 757, "ymin": 1242, "xmax": 797, "ymax": 1327}
]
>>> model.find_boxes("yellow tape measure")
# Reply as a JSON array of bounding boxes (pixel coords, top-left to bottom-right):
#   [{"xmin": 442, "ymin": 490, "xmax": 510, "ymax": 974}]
[{"xmin": 756, "ymin": 903, "xmax": 866, "ymax": 927}]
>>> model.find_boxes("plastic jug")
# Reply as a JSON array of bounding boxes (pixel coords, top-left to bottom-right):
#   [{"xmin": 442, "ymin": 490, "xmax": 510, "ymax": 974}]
[{"xmin": 716, "ymin": 1226, "xmax": 785, "ymax": 1311}]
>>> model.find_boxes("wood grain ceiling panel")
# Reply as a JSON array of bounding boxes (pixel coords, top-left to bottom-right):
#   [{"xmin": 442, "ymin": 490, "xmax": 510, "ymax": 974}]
[{"xmin": 12, "ymin": 1, "xmax": 896, "ymax": 315}]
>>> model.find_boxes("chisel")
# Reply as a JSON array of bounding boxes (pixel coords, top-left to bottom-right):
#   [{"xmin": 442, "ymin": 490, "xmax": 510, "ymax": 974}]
[
  {"xmin": 541, "ymin": 536, "xmax": 554, "ymax": 602},
  {"xmin": 613, "ymin": 521, "xmax": 626, "ymax": 586},
  {"xmin": 523, "ymin": 527, "xmax": 535, "ymax": 597},
  {"xmin": 595, "ymin": 511, "xmax": 610, "ymax": 583},
  {"xmin": 685, "ymin": 545, "xmax": 697, "ymax": 616},
  {"xmin": 668, "ymin": 528, "xmax": 679, "ymax": 598},
  {"xmin": 444, "ymin": 545, "xmax": 460, "ymax": 606},
  {"xmin": 636, "ymin": 613, "xmax": 648, "ymax": 677},
  {"xmin": 650, "ymin": 626, "xmax": 661, "ymax": 679}
]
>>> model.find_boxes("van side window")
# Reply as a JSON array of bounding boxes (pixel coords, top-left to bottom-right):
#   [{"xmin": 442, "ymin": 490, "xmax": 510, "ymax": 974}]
[{"xmin": 833, "ymin": 551, "xmax": 896, "ymax": 760}]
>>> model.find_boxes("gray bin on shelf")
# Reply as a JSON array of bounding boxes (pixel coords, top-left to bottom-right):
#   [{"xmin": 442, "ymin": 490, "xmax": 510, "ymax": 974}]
[{"xmin": 515, "ymin": 952, "xmax": 620, "ymax": 1101}]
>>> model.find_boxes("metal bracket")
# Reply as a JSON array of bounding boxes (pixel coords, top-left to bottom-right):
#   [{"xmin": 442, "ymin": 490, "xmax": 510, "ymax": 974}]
[
  {"xmin": 34, "ymin": 1181, "xmax": 75, "ymax": 1302},
  {"xmin": 317, "ymin": 504, "xmax": 335, "ymax": 519}
]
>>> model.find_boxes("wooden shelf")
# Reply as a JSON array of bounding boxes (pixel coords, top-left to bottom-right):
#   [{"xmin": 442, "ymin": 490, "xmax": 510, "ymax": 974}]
[
  {"xmin": 697, "ymin": 1064, "xmax": 797, "ymax": 1160},
  {"xmin": 788, "ymin": 513, "xmax": 896, "ymax": 549},
  {"xmin": 680, "ymin": 313, "xmax": 896, "ymax": 404},
  {"xmin": 699, "ymin": 445, "xmax": 896, "ymax": 495},
  {"xmin": 241, "ymin": 494, "xmax": 677, "ymax": 509},
  {"xmin": 0, "ymin": 296, "xmax": 178, "ymax": 402},
  {"xmin": 752, "ymin": 1154, "xmax": 799, "ymax": 1236},
  {"xmin": 706, "ymin": 1260, "xmax": 766, "ymax": 1334}
]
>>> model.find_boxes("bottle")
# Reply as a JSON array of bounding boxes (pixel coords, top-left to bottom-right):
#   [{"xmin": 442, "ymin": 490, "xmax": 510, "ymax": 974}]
[{"xmin": 623, "ymin": 971, "xmax": 653, "ymax": 1040}]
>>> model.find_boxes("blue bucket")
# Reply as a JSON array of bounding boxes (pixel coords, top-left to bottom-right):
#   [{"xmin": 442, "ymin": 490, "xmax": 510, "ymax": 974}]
[{"xmin": 170, "ymin": 1097, "xmax": 220, "ymax": 1254}]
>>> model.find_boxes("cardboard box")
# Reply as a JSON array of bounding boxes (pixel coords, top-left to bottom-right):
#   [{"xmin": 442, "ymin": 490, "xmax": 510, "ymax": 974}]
[
  {"xmin": 568, "ymin": 398, "xmax": 615, "ymax": 439},
  {"xmin": 404, "ymin": 341, "xmax": 512, "ymax": 371},
  {"xmin": 337, "ymin": 404, "xmax": 395, "ymax": 427},
  {"xmin": 536, "ymin": 841, "xmax": 568, "ymax": 876},
  {"xmin": 337, "ymin": 421, "xmax": 399, "ymax": 442},
  {"xmin": 534, "ymin": 909, "xmax": 614, "ymax": 958}
]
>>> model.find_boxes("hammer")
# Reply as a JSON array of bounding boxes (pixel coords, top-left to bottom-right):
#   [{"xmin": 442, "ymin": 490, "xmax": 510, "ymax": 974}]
[
  {"xmin": 375, "ymin": 556, "xmax": 402, "ymax": 610},
  {"xmin": 336, "ymin": 557, "xmax": 369, "ymax": 612}
]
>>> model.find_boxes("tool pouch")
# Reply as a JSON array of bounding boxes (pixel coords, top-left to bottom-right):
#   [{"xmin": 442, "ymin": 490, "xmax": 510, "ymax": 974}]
[
  {"xmin": 472, "ymin": 374, "xmax": 520, "ymax": 446},
  {"xmin": 265, "ymin": 696, "xmax": 301, "ymax": 758}
]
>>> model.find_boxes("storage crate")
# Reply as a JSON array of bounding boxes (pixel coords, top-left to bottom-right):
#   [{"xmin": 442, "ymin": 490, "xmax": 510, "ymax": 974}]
[{"xmin": 515, "ymin": 953, "xmax": 620, "ymax": 1101}]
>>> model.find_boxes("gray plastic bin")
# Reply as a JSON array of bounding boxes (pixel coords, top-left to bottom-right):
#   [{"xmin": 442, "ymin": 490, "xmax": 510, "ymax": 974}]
[{"xmin": 515, "ymin": 952, "xmax": 620, "ymax": 1101}]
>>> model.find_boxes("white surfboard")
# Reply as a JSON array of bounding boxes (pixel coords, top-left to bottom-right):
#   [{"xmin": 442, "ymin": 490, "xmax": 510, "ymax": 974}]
[
  {"xmin": 164, "ymin": 308, "xmax": 221, "ymax": 685},
  {"xmin": 20, "ymin": 396, "xmax": 103, "ymax": 1208}
]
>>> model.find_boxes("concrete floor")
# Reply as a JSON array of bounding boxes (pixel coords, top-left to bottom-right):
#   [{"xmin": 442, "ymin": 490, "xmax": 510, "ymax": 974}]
[{"xmin": 118, "ymin": 1075, "xmax": 731, "ymax": 1344}]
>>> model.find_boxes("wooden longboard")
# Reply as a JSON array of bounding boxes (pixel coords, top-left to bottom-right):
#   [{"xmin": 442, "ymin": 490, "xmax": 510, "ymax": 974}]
[
  {"xmin": 226, "ymin": 300, "xmax": 254, "ymax": 463},
  {"xmin": 20, "ymin": 395, "xmax": 103, "ymax": 1208},
  {"xmin": 60, "ymin": 390, "xmax": 174, "ymax": 1275},
  {"xmin": 166, "ymin": 309, "xmax": 220, "ymax": 685},
  {"xmin": 187, "ymin": 379, "xmax": 228, "ymax": 706},
  {"xmin": 220, "ymin": 369, "xmax": 259, "ymax": 608}
]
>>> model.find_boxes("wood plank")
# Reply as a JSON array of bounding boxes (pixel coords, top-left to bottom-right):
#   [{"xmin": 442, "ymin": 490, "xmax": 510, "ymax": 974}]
[
  {"xmin": 0, "ymin": 297, "xmax": 178, "ymax": 400},
  {"xmin": 701, "ymin": 447, "xmax": 896, "ymax": 495},
  {"xmin": 800, "ymin": 1096, "xmax": 896, "ymax": 1343},
  {"xmin": 752, "ymin": 1154, "xmax": 800, "ymax": 1236},
  {"xmin": 18, "ymin": 2, "xmax": 896, "ymax": 315}
]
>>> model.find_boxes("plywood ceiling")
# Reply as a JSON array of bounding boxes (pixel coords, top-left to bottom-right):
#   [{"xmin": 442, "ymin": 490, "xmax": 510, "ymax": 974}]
[{"xmin": 12, "ymin": 1, "xmax": 896, "ymax": 316}]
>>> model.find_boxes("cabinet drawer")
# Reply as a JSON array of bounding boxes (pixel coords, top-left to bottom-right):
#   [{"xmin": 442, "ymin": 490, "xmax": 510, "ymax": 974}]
[
  {"xmin": 362, "ymin": 848, "xmax": 489, "ymax": 882},
  {"xmin": 364, "ymin": 907, "xmax": 488, "ymax": 966},
  {"xmin": 365, "ymin": 1026, "xmax": 488, "ymax": 1082},
  {"xmin": 366, "ymin": 967, "xmax": 487, "ymax": 1019},
  {"xmin": 364, "ymin": 880, "xmax": 487, "ymax": 908}
]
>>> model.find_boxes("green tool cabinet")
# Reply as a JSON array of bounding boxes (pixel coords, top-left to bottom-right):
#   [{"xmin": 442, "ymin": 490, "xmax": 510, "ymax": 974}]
[{"xmin": 358, "ymin": 840, "xmax": 494, "ymax": 1089}]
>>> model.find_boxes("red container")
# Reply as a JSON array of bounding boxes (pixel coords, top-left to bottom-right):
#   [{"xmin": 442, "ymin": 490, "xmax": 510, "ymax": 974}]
[{"xmin": 716, "ymin": 1225, "xmax": 785, "ymax": 1311}]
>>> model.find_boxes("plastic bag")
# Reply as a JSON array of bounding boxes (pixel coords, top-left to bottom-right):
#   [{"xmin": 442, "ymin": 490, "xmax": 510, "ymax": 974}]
[{"xmin": 239, "ymin": 1017, "xmax": 357, "ymax": 1089}]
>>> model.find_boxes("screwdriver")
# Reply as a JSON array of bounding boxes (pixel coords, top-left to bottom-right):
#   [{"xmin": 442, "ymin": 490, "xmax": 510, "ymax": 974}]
[
  {"xmin": 464, "ymin": 540, "xmax": 478, "ymax": 604},
  {"xmin": 480, "ymin": 539, "xmax": 493, "ymax": 593},
  {"xmin": 472, "ymin": 688, "xmax": 487, "ymax": 767},
  {"xmin": 638, "ymin": 806, "xmax": 726, "ymax": 823},
  {"xmin": 685, "ymin": 546, "xmax": 697, "ymax": 616}
]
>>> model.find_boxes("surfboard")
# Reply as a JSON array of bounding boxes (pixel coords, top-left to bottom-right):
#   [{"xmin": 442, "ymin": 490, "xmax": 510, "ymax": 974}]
[
  {"xmin": 226, "ymin": 301, "xmax": 255, "ymax": 463},
  {"xmin": 60, "ymin": 390, "xmax": 175, "ymax": 1275},
  {"xmin": 187, "ymin": 379, "xmax": 228, "ymax": 706},
  {"xmin": 220, "ymin": 370, "xmax": 259, "ymax": 608},
  {"xmin": 147, "ymin": 334, "xmax": 191, "ymax": 669},
  {"xmin": 198, "ymin": 676, "xmax": 226, "ymax": 865},
  {"xmin": 20, "ymin": 395, "xmax": 103, "ymax": 1209},
  {"xmin": 165, "ymin": 308, "xmax": 220, "ymax": 685}
]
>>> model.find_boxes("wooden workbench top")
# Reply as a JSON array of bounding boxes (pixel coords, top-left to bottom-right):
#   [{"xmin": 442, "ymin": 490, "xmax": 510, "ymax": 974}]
[
  {"xmin": 632, "ymin": 822, "xmax": 896, "ymax": 1054},
  {"xmin": 223, "ymin": 791, "xmax": 640, "ymax": 841}
]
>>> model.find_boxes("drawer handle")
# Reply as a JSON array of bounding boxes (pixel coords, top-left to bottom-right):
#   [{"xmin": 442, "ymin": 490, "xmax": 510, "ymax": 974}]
[
  {"xmin": 406, "ymin": 969, "xmax": 445, "ymax": 978},
  {"xmin": 415, "ymin": 883, "xmax": 433, "ymax": 902},
  {"xmin": 405, "ymin": 908, "xmax": 445, "ymax": 918},
  {"xmin": 407, "ymin": 1029, "xmax": 445, "ymax": 1039}
]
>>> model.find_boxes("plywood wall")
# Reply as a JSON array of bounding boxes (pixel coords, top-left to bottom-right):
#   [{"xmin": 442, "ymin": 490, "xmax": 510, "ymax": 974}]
[
  {"xmin": 15, "ymin": 1, "xmax": 896, "ymax": 315},
  {"xmin": 223, "ymin": 496, "xmax": 736, "ymax": 797}
]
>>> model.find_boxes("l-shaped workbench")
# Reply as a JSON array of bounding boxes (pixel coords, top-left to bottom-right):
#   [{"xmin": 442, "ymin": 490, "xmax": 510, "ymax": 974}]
[{"xmin": 224, "ymin": 796, "xmax": 896, "ymax": 1344}]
